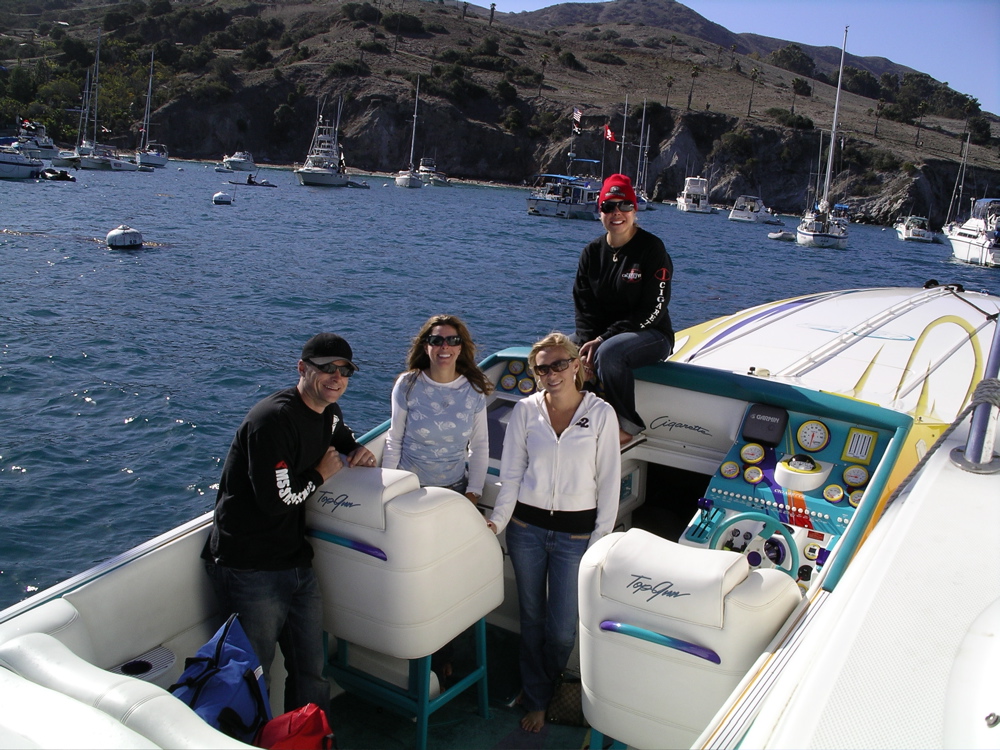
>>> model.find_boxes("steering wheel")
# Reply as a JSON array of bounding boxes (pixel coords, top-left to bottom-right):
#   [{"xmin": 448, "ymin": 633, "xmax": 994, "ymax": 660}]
[{"xmin": 708, "ymin": 512, "xmax": 800, "ymax": 577}]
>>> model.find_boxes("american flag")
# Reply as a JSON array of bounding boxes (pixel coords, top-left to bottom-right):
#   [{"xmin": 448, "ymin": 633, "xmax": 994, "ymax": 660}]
[{"xmin": 572, "ymin": 107, "xmax": 582, "ymax": 135}]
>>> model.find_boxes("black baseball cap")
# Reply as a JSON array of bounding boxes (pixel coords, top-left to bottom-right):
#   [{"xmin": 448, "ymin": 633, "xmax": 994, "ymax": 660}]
[{"xmin": 301, "ymin": 333, "xmax": 359, "ymax": 371}]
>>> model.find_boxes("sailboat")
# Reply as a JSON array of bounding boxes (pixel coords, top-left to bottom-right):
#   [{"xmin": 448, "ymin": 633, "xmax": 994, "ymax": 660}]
[
  {"xmin": 394, "ymin": 76, "xmax": 423, "ymax": 188},
  {"xmin": 136, "ymin": 52, "xmax": 168, "ymax": 168},
  {"xmin": 79, "ymin": 31, "xmax": 138, "ymax": 172},
  {"xmin": 796, "ymin": 27, "xmax": 849, "ymax": 249},
  {"xmin": 295, "ymin": 97, "xmax": 349, "ymax": 187}
]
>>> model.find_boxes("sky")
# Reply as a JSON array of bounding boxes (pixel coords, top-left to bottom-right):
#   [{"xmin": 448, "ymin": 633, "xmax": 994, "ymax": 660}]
[{"xmin": 495, "ymin": 0, "xmax": 1000, "ymax": 116}]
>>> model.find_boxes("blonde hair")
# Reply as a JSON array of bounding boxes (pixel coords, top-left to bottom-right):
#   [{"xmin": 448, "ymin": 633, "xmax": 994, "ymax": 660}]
[{"xmin": 528, "ymin": 332, "xmax": 585, "ymax": 390}]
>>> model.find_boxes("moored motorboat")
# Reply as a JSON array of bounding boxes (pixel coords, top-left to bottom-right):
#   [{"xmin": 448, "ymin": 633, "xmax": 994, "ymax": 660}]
[
  {"xmin": 729, "ymin": 195, "xmax": 784, "ymax": 225},
  {"xmin": 417, "ymin": 157, "xmax": 450, "ymax": 187},
  {"xmin": 11, "ymin": 121, "xmax": 60, "ymax": 160},
  {"xmin": 526, "ymin": 172, "xmax": 601, "ymax": 220},
  {"xmin": 295, "ymin": 98, "xmax": 349, "ymax": 188},
  {"xmin": 0, "ymin": 146, "xmax": 43, "ymax": 180},
  {"xmin": 944, "ymin": 198, "xmax": 1000, "ymax": 267},
  {"xmin": 222, "ymin": 151, "xmax": 256, "ymax": 172},
  {"xmin": 676, "ymin": 176, "xmax": 713, "ymax": 213},
  {"xmin": 0, "ymin": 281, "xmax": 997, "ymax": 749},
  {"xmin": 894, "ymin": 214, "xmax": 935, "ymax": 243}
]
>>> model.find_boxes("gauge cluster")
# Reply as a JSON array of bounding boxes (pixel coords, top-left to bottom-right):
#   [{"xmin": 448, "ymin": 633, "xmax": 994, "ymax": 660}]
[{"xmin": 682, "ymin": 402, "xmax": 892, "ymax": 586}]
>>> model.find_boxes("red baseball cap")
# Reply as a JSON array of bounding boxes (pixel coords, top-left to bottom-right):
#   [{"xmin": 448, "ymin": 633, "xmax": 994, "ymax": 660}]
[{"xmin": 599, "ymin": 173, "xmax": 637, "ymax": 206}]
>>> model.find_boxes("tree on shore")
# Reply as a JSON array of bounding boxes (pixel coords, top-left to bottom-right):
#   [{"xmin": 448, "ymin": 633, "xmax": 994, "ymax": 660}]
[
  {"xmin": 686, "ymin": 65, "xmax": 700, "ymax": 111},
  {"xmin": 664, "ymin": 75, "xmax": 675, "ymax": 108},
  {"xmin": 746, "ymin": 67, "xmax": 759, "ymax": 117}
]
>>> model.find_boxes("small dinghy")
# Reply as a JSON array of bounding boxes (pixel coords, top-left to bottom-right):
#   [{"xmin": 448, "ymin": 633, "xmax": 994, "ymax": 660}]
[
  {"xmin": 39, "ymin": 168, "xmax": 76, "ymax": 182},
  {"xmin": 768, "ymin": 230, "xmax": 796, "ymax": 241},
  {"xmin": 347, "ymin": 179, "xmax": 371, "ymax": 189},
  {"xmin": 212, "ymin": 191, "xmax": 232, "ymax": 205},
  {"xmin": 228, "ymin": 178, "xmax": 276, "ymax": 188},
  {"xmin": 106, "ymin": 224, "xmax": 142, "ymax": 250}
]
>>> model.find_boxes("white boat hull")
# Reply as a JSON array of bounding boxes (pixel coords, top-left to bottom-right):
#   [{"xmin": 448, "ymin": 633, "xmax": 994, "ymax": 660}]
[
  {"xmin": 0, "ymin": 149, "xmax": 43, "ymax": 180},
  {"xmin": 394, "ymin": 171, "xmax": 423, "ymax": 188},
  {"xmin": 947, "ymin": 232, "xmax": 999, "ymax": 267},
  {"xmin": 795, "ymin": 228, "xmax": 848, "ymax": 249},
  {"xmin": 295, "ymin": 168, "xmax": 350, "ymax": 187},
  {"xmin": 526, "ymin": 197, "xmax": 598, "ymax": 220},
  {"xmin": 136, "ymin": 151, "xmax": 168, "ymax": 168},
  {"xmin": 945, "ymin": 200, "xmax": 1000, "ymax": 267}
]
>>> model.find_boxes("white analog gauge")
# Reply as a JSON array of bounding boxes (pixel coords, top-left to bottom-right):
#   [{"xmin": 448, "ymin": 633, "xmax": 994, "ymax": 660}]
[
  {"xmin": 720, "ymin": 461, "xmax": 740, "ymax": 479},
  {"xmin": 508, "ymin": 360, "xmax": 525, "ymax": 375},
  {"xmin": 740, "ymin": 443, "xmax": 765, "ymax": 464},
  {"xmin": 843, "ymin": 465, "xmax": 870, "ymax": 487},
  {"xmin": 823, "ymin": 484, "xmax": 845, "ymax": 503},
  {"xmin": 796, "ymin": 420, "xmax": 830, "ymax": 451},
  {"xmin": 849, "ymin": 489, "xmax": 864, "ymax": 507},
  {"xmin": 744, "ymin": 465, "xmax": 764, "ymax": 484}
]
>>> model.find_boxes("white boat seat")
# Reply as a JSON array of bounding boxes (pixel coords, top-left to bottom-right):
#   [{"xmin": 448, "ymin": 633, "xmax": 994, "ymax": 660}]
[
  {"xmin": 579, "ymin": 528, "xmax": 802, "ymax": 750},
  {"xmin": 0, "ymin": 632, "xmax": 254, "ymax": 749},
  {"xmin": 306, "ymin": 466, "xmax": 504, "ymax": 659},
  {"xmin": 0, "ymin": 666, "xmax": 159, "ymax": 749}
]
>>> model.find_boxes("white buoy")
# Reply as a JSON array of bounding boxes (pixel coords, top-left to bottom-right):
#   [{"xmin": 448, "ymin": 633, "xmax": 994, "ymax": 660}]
[
  {"xmin": 106, "ymin": 224, "xmax": 143, "ymax": 249},
  {"xmin": 213, "ymin": 191, "xmax": 232, "ymax": 205}
]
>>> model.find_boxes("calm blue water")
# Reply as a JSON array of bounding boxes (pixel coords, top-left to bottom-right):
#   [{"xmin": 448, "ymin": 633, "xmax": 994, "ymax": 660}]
[{"xmin": 2, "ymin": 165, "xmax": 998, "ymax": 611}]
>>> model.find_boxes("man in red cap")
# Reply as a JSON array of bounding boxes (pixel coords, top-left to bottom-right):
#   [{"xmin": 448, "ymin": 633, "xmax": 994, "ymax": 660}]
[
  {"xmin": 573, "ymin": 174, "xmax": 674, "ymax": 445},
  {"xmin": 203, "ymin": 332, "xmax": 377, "ymax": 720}
]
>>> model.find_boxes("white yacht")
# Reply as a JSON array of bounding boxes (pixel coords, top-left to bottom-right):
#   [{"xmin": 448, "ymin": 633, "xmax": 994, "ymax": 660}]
[
  {"xmin": 944, "ymin": 198, "xmax": 1000, "ymax": 267},
  {"xmin": 11, "ymin": 121, "xmax": 60, "ymax": 160},
  {"xmin": 728, "ymin": 195, "xmax": 783, "ymax": 224},
  {"xmin": 222, "ymin": 151, "xmax": 256, "ymax": 172},
  {"xmin": 295, "ymin": 99, "xmax": 349, "ymax": 188},
  {"xmin": 0, "ymin": 146, "xmax": 43, "ymax": 179},
  {"xmin": 417, "ymin": 157, "xmax": 450, "ymax": 187},
  {"xmin": 676, "ymin": 176, "xmax": 713, "ymax": 213},
  {"xmin": 894, "ymin": 215, "xmax": 935, "ymax": 243}
]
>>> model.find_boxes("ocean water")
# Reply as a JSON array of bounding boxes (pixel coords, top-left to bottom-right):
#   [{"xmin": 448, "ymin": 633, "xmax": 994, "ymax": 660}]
[{"xmin": 2, "ymin": 164, "xmax": 998, "ymax": 611}]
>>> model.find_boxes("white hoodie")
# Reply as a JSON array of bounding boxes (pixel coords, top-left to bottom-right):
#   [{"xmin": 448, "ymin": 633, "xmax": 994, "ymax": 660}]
[{"xmin": 489, "ymin": 390, "xmax": 621, "ymax": 544}]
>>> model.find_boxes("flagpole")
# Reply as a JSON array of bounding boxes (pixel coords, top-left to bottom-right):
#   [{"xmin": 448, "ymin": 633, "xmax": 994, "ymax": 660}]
[{"xmin": 619, "ymin": 95, "xmax": 628, "ymax": 173}]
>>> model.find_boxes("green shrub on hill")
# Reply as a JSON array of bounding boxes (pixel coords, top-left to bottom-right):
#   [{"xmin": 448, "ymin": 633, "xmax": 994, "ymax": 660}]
[{"xmin": 766, "ymin": 108, "xmax": 813, "ymax": 130}]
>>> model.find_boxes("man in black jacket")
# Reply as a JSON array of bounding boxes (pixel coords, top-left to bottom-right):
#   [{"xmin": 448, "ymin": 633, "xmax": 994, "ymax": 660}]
[{"xmin": 203, "ymin": 332, "xmax": 377, "ymax": 717}]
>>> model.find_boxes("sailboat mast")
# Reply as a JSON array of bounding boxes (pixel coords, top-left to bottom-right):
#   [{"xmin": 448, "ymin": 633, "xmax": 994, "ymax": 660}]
[
  {"xmin": 618, "ymin": 94, "xmax": 628, "ymax": 173},
  {"xmin": 141, "ymin": 51, "xmax": 154, "ymax": 151},
  {"xmin": 821, "ymin": 26, "xmax": 848, "ymax": 208},
  {"xmin": 635, "ymin": 99, "xmax": 647, "ymax": 189},
  {"xmin": 91, "ymin": 29, "xmax": 101, "ymax": 146},
  {"xmin": 408, "ymin": 76, "xmax": 420, "ymax": 170}
]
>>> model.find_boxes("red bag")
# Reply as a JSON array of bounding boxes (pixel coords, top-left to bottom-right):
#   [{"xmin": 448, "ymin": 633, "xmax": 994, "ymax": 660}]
[{"xmin": 255, "ymin": 703, "xmax": 335, "ymax": 750}]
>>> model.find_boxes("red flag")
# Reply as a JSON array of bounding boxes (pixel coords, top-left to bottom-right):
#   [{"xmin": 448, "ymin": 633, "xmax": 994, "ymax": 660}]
[{"xmin": 604, "ymin": 124, "xmax": 616, "ymax": 142}]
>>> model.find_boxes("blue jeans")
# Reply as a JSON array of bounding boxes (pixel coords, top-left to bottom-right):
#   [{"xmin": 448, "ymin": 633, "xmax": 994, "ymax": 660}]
[
  {"xmin": 506, "ymin": 518, "xmax": 591, "ymax": 713},
  {"xmin": 205, "ymin": 562, "xmax": 329, "ymax": 715},
  {"xmin": 593, "ymin": 329, "xmax": 673, "ymax": 435}
]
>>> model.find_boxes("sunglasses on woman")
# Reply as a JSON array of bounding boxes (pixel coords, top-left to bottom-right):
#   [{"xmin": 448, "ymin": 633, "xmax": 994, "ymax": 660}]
[
  {"xmin": 306, "ymin": 360, "xmax": 355, "ymax": 377},
  {"xmin": 426, "ymin": 334, "xmax": 463, "ymax": 347},
  {"xmin": 600, "ymin": 200, "xmax": 635, "ymax": 214},
  {"xmin": 533, "ymin": 357, "xmax": 575, "ymax": 376}
]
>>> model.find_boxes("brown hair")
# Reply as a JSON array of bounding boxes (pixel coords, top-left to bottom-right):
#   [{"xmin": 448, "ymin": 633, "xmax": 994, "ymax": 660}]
[
  {"xmin": 528, "ymin": 332, "xmax": 585, "ymax": 391},
  {"xmin": 404, "ymin": 314, "xmax": 494, "ymax": 395}
]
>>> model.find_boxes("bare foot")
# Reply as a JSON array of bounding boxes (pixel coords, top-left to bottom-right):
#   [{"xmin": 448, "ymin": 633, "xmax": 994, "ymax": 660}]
[
  {"xmin": 521, "ymin": 709, "xmax": 545, "ymax": 733},
  {"xmin": 619, "ymin": 429, "xmax": 633, "ymax": 446}
]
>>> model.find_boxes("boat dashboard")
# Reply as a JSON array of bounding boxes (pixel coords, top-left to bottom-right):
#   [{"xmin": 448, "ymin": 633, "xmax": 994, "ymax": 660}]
[{"xmin": 456, "ymin": 349, "xmax": 915, "ymax": 594}]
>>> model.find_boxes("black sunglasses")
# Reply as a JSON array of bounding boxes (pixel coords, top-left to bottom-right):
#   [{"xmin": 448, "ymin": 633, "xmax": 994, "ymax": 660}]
[
  {"xmin": 426, "ymin": 334, "xmax": 463, "ymax": 347},
  {"xmin": 600, "ymin": 200, "xmax": 635, "ymax": 214},
  {"xmin": 533, "ymin": 357, "xmax": 576, "ymax": 376},
  {"xmin": 307, "ymin": 360, "xmax": 355, "ymax": 377}
]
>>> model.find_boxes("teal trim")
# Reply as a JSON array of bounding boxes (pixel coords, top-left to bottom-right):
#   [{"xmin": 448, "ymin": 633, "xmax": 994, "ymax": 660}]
[
  {"xmin": 635, "ymin": 360, "xmax": 913, "ymax": 432},
  {"xmin": 327, "ymin": 618, "xmax": 490, "ymax": 750},
  {"xmin": 821, "ymin": 422, "xmax": 910, "ymax": 591}
]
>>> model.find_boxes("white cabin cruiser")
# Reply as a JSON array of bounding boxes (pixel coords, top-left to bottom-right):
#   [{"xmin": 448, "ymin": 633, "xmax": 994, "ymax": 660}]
[
  {"xmin": 0, "ymin": 146, "xmax": 43, "ymax": 180},
  {"xmin": 676, "ymin": 176, "xmax": 713, "ymax": 213},
  {"xmin": 222, "ymin": 151, "xmax": 256, "ymax": 172},
  {"xmin": 944, "ymin": 198, "xmax": 1000, "ymax": 267},
  {"xmin": 894, "ymin": 214, "xmax": 935, "ymax": 242},
  {"xmin": 417, "ymin": 157, "xmax": 450, "ymax": 187},
  {"xmin": 295, "ymin": 99, "xmax": 349, "ymax": 188},
  {"xmin": 0, "ymin": 284, "xmax": 998, "ymax": 750},
  {"xmin": 728, "ymin": 195, "xmax": 783, "ymax": 224},
  {"xmin": 526, "ymin": 173, "xmax": 601, "ymax": 220},
  {"xmin": 11, "ymin": 121, "xmax": 60, "ymax": 160}
]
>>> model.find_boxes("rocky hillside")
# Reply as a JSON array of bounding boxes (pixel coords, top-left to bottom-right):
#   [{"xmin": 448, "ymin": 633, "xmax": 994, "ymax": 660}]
[{"xmin": 3, "ymin": 0, "xmax": 997, "ymax": 226}]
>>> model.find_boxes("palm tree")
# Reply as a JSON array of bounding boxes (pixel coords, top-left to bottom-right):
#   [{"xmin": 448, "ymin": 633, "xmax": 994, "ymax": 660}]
[
  {"xmin": 746, "ymin": 67, "xmax": 759, "ymax": 117},
  {"xmin": 686, "ymin": 65, "xmax": 700, "ymax": 111},
  {"xmin": 913, "ymin": 101, "xmax": 927, "ymax": 147},
  {"xmin": 538, "ymin": 53, "xmax": 549, "ymax": 97},
  {"xmin": 872, "ymin": 98, "xmax": 885, "ymax": 137},
  {"xmin": 669, "ymin": 35, "xmax": 679, "ymax": 61},
  {"xmin": 664, "ymin": 75, "xmax": 675, "ymax": 108}
]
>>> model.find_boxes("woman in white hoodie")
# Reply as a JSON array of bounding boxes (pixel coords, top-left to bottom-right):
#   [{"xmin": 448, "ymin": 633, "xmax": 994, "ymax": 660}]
[{"xmin": 487, "ymin": 332, "xmax": 621, "ymax": 733}]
